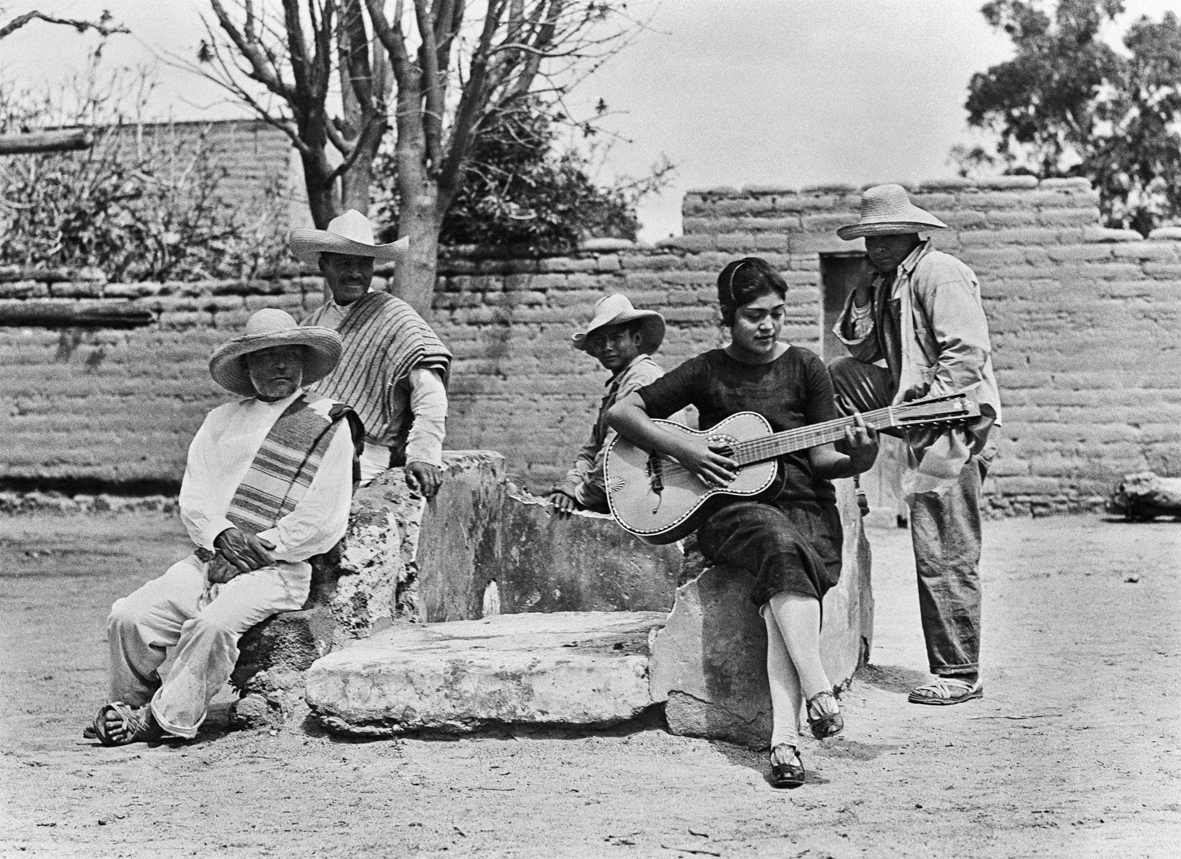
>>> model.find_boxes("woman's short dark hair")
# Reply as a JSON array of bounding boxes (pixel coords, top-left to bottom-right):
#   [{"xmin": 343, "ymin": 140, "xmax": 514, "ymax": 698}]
[{"xmin": 716, "ymin": 257, "xmax": 788, "ymax": 325}]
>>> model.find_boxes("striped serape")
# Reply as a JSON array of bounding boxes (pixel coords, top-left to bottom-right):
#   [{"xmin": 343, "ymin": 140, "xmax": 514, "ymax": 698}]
[
  {"xmin": 303, "ymin": 291, "xmax": 451, "ymax": 456},
  {"xmin": 197, "ymin": 393, "xmax": 359, "ymax": 607},
  {"xmin": 226, "ymin": 394, "xmax": 357, "ymax": 534}
]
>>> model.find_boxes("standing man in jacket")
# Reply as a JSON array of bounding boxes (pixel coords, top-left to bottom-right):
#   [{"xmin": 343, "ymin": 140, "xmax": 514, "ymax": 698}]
[{"xmin": 829, "ymin": 184, "xmax": 1001, "ymax": 706}]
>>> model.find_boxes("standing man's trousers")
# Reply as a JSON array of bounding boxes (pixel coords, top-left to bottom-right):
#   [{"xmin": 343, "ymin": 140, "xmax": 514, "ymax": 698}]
[
  {"xmin": 828, "ymin": 357, "xmax": 988, "ymax": 678},
  {"xmin": 107, "ymin": 554, "xmax": 310, "ymax": 738}
]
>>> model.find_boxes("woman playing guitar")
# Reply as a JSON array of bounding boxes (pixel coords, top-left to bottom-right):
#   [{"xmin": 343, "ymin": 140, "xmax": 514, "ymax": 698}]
[{"xmin": 606, "ymin": 257, "xmax": 878, "ymax": 789}]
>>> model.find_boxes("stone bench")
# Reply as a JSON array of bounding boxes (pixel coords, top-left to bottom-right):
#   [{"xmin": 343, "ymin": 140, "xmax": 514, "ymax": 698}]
[
  {"xmin": 306, "ymin": 611, "xmax": 666, "ymax": 736},
  {"xmin": 301, "ymin": 479, "xmax": 872, "ymax": 747}
]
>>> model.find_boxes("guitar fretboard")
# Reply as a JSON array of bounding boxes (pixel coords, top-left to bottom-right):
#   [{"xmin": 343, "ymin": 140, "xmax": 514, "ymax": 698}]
[{"xmin": 727, "ymin": 401, "xmax": 965, "ymax": 466}]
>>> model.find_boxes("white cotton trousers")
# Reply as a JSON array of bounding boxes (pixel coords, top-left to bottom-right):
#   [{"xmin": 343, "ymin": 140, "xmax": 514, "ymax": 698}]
[{"xmin": 106, "ymin": 554, "xmax": 311, "ymax": 739}]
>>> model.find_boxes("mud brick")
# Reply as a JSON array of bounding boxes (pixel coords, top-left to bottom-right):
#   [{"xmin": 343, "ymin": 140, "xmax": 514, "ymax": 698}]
[{"xmin": 1039, "ymin": 177, "xmax": 1094, "ymax": 192}]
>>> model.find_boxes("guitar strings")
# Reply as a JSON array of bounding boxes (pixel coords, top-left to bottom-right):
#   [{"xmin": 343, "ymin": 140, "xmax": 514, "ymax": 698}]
[
  {"xmin": 630, "ymin": 398, "xmax": 969, "ymax": 484},
  {"xmin": 643, "ymin": 408, "xmax": 890, "ymax": 482}
]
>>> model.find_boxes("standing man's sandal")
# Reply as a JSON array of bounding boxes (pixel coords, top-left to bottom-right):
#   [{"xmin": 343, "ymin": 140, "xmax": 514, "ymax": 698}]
[{"xmin": 908, "ymin": 678, "xmax": 983, "ymax": 705}]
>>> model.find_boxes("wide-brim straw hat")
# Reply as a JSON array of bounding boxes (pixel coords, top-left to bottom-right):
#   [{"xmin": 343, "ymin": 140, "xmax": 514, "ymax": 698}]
[
  {"xmin": 209, "ymin": 308, "xmax": 343, "ymax": 397},
  {"xmin": 288, "ymin": 209, "xmax": 409, "ymax": 266},
  {"xmin": 837, "ymin": 184, "xmax": 948, "ymax": 240},
  {"xmin": 572, "ymin": 293, "xmax": 666, "ymax": 355}
]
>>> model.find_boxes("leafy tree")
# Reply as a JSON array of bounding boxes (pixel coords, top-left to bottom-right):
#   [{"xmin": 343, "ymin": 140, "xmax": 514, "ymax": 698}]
[
  {"xmin": 197, "ymin": 1, "xmax": 645, "ymax": 314},
  {"xmin": 959, "ymin": 0, "xmax": 1181, "ymax": 235},
  {"xmin": 375, "ymin": 101, "xmax": 672, "ymax": 252},
  {"xmin": 0, "ymin": 59, "xmax": 289, "ymax": 280}
]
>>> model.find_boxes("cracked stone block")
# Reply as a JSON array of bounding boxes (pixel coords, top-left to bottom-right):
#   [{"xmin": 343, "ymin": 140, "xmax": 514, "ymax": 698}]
[
  {"xmin": 332, "ymin": 451, "xmax": 507, "ymax": 639},
  {"xmin": 648, "ymin": 478, "xmax": 873, "ymax": 748},
  {"xmin": 486, "ymin": 489, "xmax": 685, "ymax": 616},
  {"xmin": 305, "ymin": 610, "xmax": 667, "ymax": 736}
]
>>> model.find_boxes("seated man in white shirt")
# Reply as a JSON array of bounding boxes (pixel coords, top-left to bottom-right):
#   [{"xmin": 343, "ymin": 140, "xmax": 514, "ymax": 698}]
[
  {"xmin": 90, "ymin": 309, "xmax": 360, "ymax": 746},
  {"xmin": 291, "ymin": 211, "xmax": 451, "ymax": 496}
]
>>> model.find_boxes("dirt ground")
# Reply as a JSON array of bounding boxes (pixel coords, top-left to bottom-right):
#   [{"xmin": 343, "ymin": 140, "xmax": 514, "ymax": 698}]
[{"xmin": 1, "ymin": 509, "xmax": 1179, "ymax": 859}]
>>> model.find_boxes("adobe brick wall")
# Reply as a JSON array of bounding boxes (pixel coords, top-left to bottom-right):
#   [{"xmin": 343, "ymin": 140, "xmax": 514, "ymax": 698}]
[{"xmin": 1, "ymin": 176, "xmax": 1178, "ymax": 513}]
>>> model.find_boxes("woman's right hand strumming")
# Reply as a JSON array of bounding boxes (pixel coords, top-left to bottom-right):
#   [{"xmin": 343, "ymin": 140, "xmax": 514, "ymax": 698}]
[{"xmin": 672, "ymin": 437, "xmax": 738, "ymax": 489}]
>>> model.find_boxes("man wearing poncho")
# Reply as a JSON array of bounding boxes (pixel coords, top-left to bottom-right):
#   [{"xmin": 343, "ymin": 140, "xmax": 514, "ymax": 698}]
[{"xmin": 292, "ymin": 210, "xmax": 452, "ymax": 497}]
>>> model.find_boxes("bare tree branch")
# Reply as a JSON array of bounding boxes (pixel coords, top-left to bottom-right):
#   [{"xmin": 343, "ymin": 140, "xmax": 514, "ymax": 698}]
[
  {"xmin": 413, "ymin": 0, "xmax": 447, "ymax": 169},
  {"xmin": 437, "ymin": 0, "xmax": 505, "ymax": 198},
  {"xmin": 0, "ymin": 10, "xmax": 129, "ymax": 41}
]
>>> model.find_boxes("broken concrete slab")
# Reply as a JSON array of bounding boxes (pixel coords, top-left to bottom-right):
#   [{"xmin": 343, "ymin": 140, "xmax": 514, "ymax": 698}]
[
  {"xmin": 305, "ymin": 610, "xmax": 666, "ymax": 737},
  {"xmin": 649, "ymin": 478, "xmax": 873, "ymax": 748}
]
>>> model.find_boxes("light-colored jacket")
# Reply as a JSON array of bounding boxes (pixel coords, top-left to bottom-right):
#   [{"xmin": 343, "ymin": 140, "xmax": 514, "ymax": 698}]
[
  {"xmin": 834, "ymin": 240, "xmax": 1000, "ymax": 494},
  {"xmin": 834, "ymin": 240, "xmax": 1001, "ymax": 424}
]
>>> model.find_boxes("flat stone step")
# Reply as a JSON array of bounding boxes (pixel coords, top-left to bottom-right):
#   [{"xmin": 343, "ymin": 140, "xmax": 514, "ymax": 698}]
[{"xmin": 305, "ymin": 610, "xmax": 666, "ymax": 736}]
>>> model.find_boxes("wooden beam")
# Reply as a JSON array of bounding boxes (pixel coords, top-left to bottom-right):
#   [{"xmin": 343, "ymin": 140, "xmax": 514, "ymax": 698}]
[
  {"xmin": 0, "ymin": 301, "xmax": 154, "ymax": 328},
  {"xmin": 0, "ymin": 129, "xmax": 93, "ymax": 155}
]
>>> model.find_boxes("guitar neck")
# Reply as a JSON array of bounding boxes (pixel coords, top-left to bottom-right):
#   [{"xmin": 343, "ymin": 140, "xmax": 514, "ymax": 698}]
[{"xmin": 728, "ymin": 405, "xmax": 906, "ymax": 466}]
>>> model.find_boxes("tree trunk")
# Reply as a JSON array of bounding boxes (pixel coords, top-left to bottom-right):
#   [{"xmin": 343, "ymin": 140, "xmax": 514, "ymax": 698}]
[
  {"xmin": 390, "ymin": 68, "xmax": 441, "ymax": 318},
  {"xmin": 395, "ymin": 180, "xmax": 443, "ymax": 318},
  {"xmin": 299, "ymin": 149, "xmax": 341, "ymax": 229}
]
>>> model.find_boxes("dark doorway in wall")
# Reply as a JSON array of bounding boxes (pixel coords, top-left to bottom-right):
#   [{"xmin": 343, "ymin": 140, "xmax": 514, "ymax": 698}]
[
  {"xmin": 819, "ymin": 252, "xmax": 870, "ymax": 361},
  {"xmin": 819, "ymin": 251, "xmax": 908, "ymax": 528}
]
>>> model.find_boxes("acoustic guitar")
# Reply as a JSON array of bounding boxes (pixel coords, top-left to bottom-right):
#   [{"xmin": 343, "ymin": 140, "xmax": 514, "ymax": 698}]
[{"xmin": 604, "ymin": 392, "xmax": 981, "ymax": 544}]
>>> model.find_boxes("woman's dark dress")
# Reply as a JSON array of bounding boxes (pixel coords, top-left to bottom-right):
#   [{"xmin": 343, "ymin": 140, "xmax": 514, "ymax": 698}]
[{"xmin": 637, "ymin": 345, "xmax": 843, "ymax": 607}]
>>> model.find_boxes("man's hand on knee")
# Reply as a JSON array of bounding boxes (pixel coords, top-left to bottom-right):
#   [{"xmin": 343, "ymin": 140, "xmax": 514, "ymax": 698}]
[
  {"xmin": 214, "ymin": 527, "xmax": 276, "ymax": 573},
  {"xmin": 405, "ymin": 461, "xmax": 443, "ymax": 500}
]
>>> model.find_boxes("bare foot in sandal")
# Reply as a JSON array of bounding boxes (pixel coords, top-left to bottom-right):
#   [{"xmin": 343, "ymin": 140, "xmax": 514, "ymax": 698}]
[{"xmin": 92, "ymin": 702, "xmax": 164, "ymax": 746}]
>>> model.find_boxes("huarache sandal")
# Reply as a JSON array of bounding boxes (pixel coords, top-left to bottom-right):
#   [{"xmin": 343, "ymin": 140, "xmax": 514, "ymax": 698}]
[
  {"xmin": 91, "ymin": 702, "xmax": 162, "ymax": 746},
  {"xmin": 806, "ymin": 690, "xmax": 844, "ymax": 739},
  {"xmin": 769, "ymin": 744, "xmax": 805, "ymax": 789},
  {"xmin": 908, "ymin": 677, "xmax": 983, "ymax": 706}
]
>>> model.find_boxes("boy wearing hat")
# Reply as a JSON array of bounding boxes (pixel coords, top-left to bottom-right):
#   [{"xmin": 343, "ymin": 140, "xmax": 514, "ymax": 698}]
[
  {"xmin": 829, "ymin": 184, "xmax": 1001, "ymax": 707},
  {"xmin": 547, "ymin": 294, "xmax": 666, "ymax": 515},
  {"xmin": 291, "ymin": 210, "xmax": 452, "ymax": 496},
  {"xmin": 90, "ymin": 310, "xmax": 361, "ymax": 745}
]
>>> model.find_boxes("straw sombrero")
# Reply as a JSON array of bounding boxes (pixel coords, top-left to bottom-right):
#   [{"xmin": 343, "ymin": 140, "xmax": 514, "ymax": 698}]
[
  {"xmin": 288, "ymin": 209, "xmax": 408, "ymax": 266},
  {"xmin": 208, "ymin": 309, "xmax": 342, "ymax": 397},
  {"xmin": 572, "ymin": 293, "xmax": 665, "ymax": 355},
  {"xmin": 837, "ymin": 184, "xmax": 948, "ymax": 240}
]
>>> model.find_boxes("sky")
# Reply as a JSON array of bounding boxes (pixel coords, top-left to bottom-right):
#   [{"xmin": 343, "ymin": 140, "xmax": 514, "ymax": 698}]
[{"xmin": 1, "ymin": 0, "xmax": 1175, "ymax": 241}]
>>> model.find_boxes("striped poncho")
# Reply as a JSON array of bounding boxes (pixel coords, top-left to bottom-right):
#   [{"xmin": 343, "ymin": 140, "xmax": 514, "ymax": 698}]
[
  {"xmin": 303, "ymin": 291, "xmax": 451, "ymax": 458},
  {"xmin": 196, "ymin": 392, "xmax": 359, "ymax": 607},
  {"xmin": 224, "ymin": 394, "xmax": 356, "ymax": 534}
]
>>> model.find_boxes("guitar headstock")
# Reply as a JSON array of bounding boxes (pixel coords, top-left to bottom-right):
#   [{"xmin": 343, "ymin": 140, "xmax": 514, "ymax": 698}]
[{"xmin": 893, "ymin": 393, "xmax": 981, "ymax": 427}]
